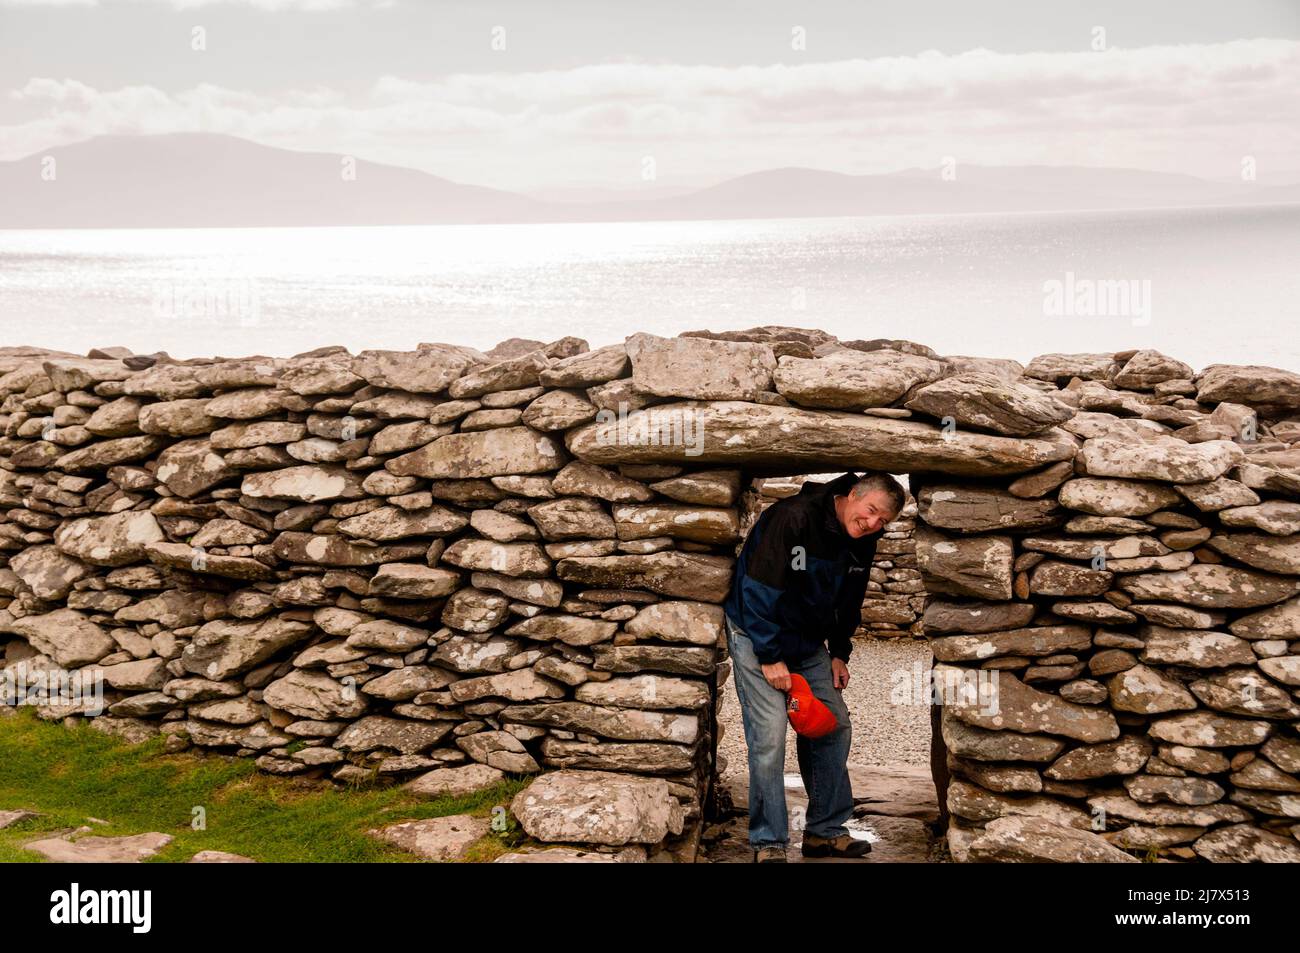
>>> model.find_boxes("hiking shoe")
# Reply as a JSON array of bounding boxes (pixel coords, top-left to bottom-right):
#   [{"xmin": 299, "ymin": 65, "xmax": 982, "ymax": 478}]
[
  {"xmin": 801, "ymin": 833, "xmax": 873, "ymax": 858},
  {"xmin": 754, "ymin": 846, "xmax": 788, "ymax": 863}
]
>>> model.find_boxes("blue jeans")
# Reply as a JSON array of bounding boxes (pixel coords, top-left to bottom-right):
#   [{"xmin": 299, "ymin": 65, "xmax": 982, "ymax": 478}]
[{"xmin": 725, "ymin": 614, "xmax": 854, "ymax": 848}]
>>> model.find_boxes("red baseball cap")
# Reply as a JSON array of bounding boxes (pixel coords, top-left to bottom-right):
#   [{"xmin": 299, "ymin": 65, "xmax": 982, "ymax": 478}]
[{"xmin": 786, "ymin": 674, "xmax": 840, "ymax": 738}]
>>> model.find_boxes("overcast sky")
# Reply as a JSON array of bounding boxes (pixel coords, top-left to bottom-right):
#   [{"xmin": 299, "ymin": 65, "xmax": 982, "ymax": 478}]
[{"xmin": 2, "ymin": 0, "xmax": 1298, "ymax": 191}]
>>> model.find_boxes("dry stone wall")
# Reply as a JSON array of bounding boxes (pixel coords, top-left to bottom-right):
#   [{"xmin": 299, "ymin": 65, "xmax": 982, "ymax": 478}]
[{"xmin": 1, "ymin": 329, "xmax": 1299, "ymax": 863}]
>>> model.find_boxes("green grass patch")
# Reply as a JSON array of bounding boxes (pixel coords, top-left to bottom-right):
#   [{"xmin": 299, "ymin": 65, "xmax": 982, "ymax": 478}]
[{"xmin": 0, "ymin": 708, "xmax": 533, "ymax": 863}]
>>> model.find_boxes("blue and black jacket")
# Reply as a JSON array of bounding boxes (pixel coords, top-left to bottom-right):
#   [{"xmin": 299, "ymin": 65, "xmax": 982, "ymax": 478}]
[{"xmin": 723, "ymin": 471, "xmax": 879, "ymax": 665}]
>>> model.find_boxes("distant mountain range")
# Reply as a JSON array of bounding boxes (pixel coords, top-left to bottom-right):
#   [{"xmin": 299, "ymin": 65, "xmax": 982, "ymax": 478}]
[{"xmin": 2, "ymin": 133, "xmax": 1297, "ymax": 229}]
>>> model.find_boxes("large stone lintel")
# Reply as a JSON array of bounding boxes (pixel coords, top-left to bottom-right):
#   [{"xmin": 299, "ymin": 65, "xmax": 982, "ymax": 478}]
[{"xmin": 566, "ymin": 400, "xmax": 1076, "ymax": 476}]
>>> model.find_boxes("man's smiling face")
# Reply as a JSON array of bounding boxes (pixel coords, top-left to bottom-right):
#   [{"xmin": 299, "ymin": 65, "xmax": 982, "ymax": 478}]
[{"xmin": 836, "ymin": 489, "xmax": 895, "ymax": 538}]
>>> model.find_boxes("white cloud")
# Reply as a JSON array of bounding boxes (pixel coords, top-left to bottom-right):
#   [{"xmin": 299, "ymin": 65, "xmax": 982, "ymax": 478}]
[{"xmin": 4, "ymin": 39, "xmax": 1298, "ymax": 188}]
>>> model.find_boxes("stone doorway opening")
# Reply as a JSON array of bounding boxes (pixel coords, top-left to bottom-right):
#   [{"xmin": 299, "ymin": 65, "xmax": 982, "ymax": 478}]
[{"xmin": 704, "ymin": 469, "xmax": 946, "ymax": 863}]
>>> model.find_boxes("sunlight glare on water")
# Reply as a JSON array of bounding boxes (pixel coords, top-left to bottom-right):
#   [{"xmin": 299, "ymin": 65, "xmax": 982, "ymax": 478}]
[{"xmin": 0, "ymin": 205, "xmax": 1296, "ymax": 370}]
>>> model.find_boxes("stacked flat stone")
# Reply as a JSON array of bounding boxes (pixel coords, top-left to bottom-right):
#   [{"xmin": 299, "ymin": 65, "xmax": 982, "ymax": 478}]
[
  {"xmin": 1, "ymin": 332, "xmax": 1298, "ymax": 863},
  {"xmin": 918, "ymin": 351, "xmax": 1300, "ymax": 864}
]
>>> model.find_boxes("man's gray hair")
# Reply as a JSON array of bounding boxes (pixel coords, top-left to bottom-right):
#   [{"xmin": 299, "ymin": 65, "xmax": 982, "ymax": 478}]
[{"xmin": 849, "ymin": 472, "xmax": 907, "ymax": 518}]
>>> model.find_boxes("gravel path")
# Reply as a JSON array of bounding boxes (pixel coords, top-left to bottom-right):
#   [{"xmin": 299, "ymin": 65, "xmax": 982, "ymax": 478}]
[{"xmin": 717, "ymin": 637, "xmax": 935, "ymax": 780}]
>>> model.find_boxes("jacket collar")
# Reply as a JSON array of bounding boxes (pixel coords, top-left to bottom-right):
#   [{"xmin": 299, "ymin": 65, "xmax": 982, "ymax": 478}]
[{"xmin": 801, "ymin": 472, "xmax": 879, "ymax": 558}]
